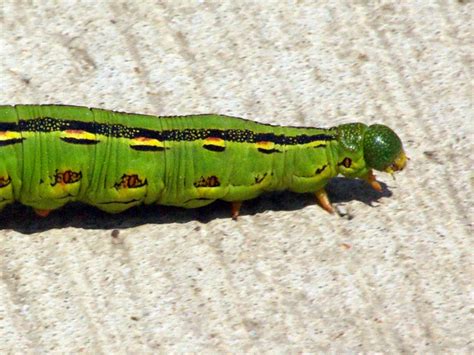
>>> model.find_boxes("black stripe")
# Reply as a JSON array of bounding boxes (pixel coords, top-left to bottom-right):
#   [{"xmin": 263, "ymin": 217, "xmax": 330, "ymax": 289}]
[
  {"xmin": 184, "ymin": 197, "xmax": 213, "ymax": 203},
  {"xmin": 6, "ymin": 117, "xmax": 335, "ymax": 146},
  {"xmin": 257, "ymin": 148, "xmax": 282, "ymax": 154},
  {"xmin": 60, "ymin": 137, "xmax": 99, "ymax": 145},
  {"xmin": 203, "ymin": 144, "xmax": 225, "ymax": 152},
  {"xmin": 98, "ymin": 199, "xmax": 140, "ymax": 205},
  {"xmin": 0, "ymin": 138, "xmax": 24, "ymax": 146},
  {"xmin": 130, "ymin": 145, "xmax": 167, "ymax": 152},
  {"xmin": 0, "ymin": 122, "xmax": 18, "ymax": 131}
]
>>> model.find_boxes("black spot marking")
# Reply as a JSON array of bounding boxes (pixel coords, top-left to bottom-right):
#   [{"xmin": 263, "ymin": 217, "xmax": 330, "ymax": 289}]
[
  {"xmin": 203, "ymin": 144, "xmax": 225, "ymax": 152},
  {"xmin": 0, "ymin": 175, "xmax": 11, "ymax": 188},
  {"xmin": 313, "ymin": 144, "xmax": 327, "ymax": 148},
  {"xmin": 114, "ymin": 174, "xmax": 147, "ymax": 190},
  {"xmin": 338, "ymin": 157, "xmax": 352, "ymax": 168},
  {"xmin": 51, "ymin": 169, "xmax": 82, "ymax": 186},
  {"xmin": 315, "ymin": 165, "xmax": 327, "ymax": 175},
  {"xmin": 60, "ymin": 137, "xmax": 99, "ymax": 145},
  {"xmin": 194, "ymin": 176, "xmax": 221, "ymax": 188},
  {"xmin": 254, "ymin": 173, "xmax": 268, "ymax": 184},
  {"xmin": 257, "ymin": 148, "xmax": 282, "ymax": 154}
]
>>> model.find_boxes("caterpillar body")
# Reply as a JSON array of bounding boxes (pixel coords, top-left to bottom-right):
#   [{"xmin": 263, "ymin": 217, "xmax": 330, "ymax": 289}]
[{"xmin": 0, "ymin": 105, "xmax": 407, "ymax": 218}]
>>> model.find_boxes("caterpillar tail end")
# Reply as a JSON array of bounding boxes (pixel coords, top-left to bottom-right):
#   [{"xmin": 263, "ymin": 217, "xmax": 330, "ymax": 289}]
[
  {"xmin": 366, "ymin": 170, "xmax": 382, "ymax": 192},
  {"xmin": 315, "ymin": 188, "xmax": 334, "ymax": 214},
  {"xmin": 34, "ymin": 208, "xmax": 52, "ymax": 217},
  {"xmin": 231, "ymin": 201, "xmax": 242, "ymax": 220}
]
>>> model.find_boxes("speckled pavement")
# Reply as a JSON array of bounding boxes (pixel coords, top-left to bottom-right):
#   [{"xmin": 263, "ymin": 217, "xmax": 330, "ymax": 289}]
[{"xmin": 0, "ymin": 2, "xmax": 472, "ymax": 353}]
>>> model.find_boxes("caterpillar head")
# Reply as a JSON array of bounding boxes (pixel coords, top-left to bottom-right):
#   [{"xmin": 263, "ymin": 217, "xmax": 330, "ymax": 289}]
[
  {"xmin": 363, "ymin": 124, "xmax": 407, "ymax": 174},
  {"xmin": 336, "ymin": 123, "xmax": 407, "ymax": 179}
]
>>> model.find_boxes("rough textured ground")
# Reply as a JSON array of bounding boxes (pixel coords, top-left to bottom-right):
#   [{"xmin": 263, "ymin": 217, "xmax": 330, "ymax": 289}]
[{"xmin": 0, "ymin": 1, "xmax": 472, "ymax": 353}]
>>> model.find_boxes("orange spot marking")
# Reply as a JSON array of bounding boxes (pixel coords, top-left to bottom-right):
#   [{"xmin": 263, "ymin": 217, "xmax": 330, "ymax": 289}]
[{"xmin": 135, "ymin": 137, "xmax": 152, "ymax": 142}]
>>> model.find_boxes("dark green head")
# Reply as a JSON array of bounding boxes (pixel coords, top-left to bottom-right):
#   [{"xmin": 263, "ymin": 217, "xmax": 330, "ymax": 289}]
[
  {"xmin": 336, "ymin": 123, "xmax": 407, "ymax": 178},
  {"xmin": 363, "ymin": 124, "xmax": 406, "ymax": 172}
]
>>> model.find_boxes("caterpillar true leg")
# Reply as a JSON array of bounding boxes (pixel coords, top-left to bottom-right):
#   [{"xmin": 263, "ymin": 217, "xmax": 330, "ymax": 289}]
[
  {"xmin": 365, "ymin": 170, "xmax": 382, "ymax": 192},
  {"xmin": 34, "ymin": 208, "xmax": 52, "ymax": 217}
]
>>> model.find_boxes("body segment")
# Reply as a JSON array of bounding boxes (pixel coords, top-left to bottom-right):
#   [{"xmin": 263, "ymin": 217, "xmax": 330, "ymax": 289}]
[{"xmin": 0, "ymin": 105, "xmax": 406, "ymax": 216}]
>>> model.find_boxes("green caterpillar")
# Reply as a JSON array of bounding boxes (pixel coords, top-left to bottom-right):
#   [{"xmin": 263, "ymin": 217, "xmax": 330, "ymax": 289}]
[{"xmin": 0, "ymin": 105, "xmax": 407, "ymax": 218}]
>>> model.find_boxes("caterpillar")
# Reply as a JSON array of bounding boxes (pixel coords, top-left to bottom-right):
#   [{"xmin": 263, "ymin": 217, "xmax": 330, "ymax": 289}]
[{"xmin": 0, "ymin": 105, "xmax": 407, "ymax": 219}]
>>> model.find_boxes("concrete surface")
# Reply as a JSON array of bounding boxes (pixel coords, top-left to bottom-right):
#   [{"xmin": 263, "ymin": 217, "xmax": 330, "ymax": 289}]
[{"xmin": 0, "ymin": 1, "xmax": 472, "ymax": 353}]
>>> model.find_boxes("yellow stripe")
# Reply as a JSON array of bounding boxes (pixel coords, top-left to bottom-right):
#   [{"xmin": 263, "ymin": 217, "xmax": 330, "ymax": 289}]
[
  {"xmin": 307, "ymin": 140, "xmax": 328, "ymax": 148},
  {"xmin": 130, "ymin": 137, "xmax": 165, "ymax": 149},
  {"xmin": 255, "ymin": 141, "xmax": 275, "ymax": 150},
  {"xmin": 203, "ymin": 137, "xmax": 225, "ymax": 147},
  {"xmin": 60, "ymin": 130, "xmax": 96, "ymax": 141},
  {"xmin": 0, "ymin": 131, "xmax": 22, "ymax": 140}
]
